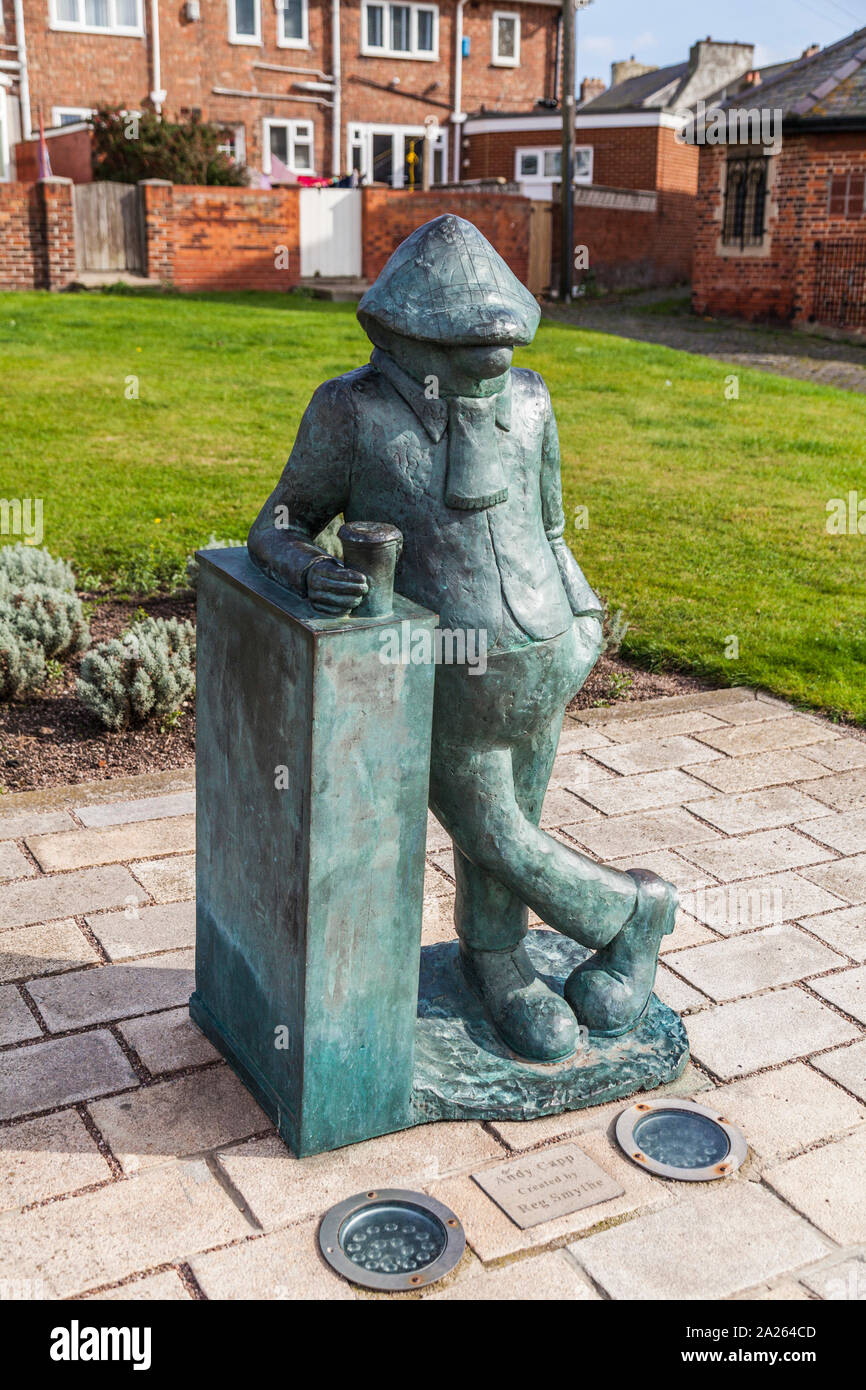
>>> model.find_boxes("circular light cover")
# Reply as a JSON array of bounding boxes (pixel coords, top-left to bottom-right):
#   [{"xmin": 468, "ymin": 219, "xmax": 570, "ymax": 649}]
[
  {"xmin": 319, "ymin": 1189, "xmax": 465, "ymax": 1292},
  {"xmin": 616, "ymin": 1098, "xmax": 748, "ymax": 1181}
]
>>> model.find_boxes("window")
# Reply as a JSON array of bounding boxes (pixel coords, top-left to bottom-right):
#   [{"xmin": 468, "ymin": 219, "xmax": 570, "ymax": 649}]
[
  {"xmin": 515, "ymin": 145, "xmax": 592, "ymax": 185},
  {"xmin": 722, "ymin": 153, "xmax": 770, "ymax": 248},
  {"xmin": 361, "ymin": 2, "xmax": 437, "ymax": 58},
  {"xmin": 49, "ymin": 0, "xmax": 142, "ymax": 33},
  {"xmin": 277, "ymin": 0, "xmax": 308, "ymax": 48},
  {"xmin": 228, "ymin": 0, "xmax": 261, "ymax": 45},
  {"xmin": 348, "ymin": 122, "xmax": 447, "ymax": 187},
  {"xmin": 51, "ymin": 106, "xmax": 94, "ymax": 127},
  {"xmin": 217, "ymin": 125, "xmax": 246, "ymax": 165},
  {"xmin": 264, "ymin": 118, "xmax": 314, "ymax": 174},
  {"xmin": 492, "ymin": 12, "xmax": 519, "ymax": 67},
  {"xmin": 828, "ymin": 171, "xmax": 865, "ymax": 219}
]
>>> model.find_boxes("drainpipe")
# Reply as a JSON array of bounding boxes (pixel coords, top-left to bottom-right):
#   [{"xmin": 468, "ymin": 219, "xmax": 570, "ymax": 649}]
[
  {"xmin": 150, "ymin": 0, "xmax": 166, "ymax": 114},
  {"xmin": 331, "ymin": 0, "xmax": 341, "ymax": 175},
  {"xmin": 13, "ymin": 0, "xmax": 31, "ymax": 140},
  {"xmin": 451, "ymin": 0, "xmax": 466, "ymax": 181}
]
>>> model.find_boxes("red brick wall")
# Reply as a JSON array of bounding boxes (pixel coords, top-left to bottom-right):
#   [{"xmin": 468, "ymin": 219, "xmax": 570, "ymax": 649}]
[
  {"xmin": 692, "ymin": 131, "xmax": 866, "ymax": 326},
  {"xmin": 144, "ymin": 185, "xmax": 302, "ymax": 291},
  {"xmin": 464, "ymin": 123, "xmax": 692, "ymax": 190},
  {"xmin": 14, "ymin": 128, "xmax": 93, "ymax": 184},
  {"xmin": 0, "ymin": 179, "xmax": 75, "ymax": 290},
  {"xmin": 361, "ymin": 186, "xmax": 533, "ymax": 284}
]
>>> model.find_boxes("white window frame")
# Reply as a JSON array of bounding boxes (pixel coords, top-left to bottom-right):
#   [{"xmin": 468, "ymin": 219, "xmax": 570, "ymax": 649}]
[
  {"xmin": 0, "ymin": 85, "xmax": 9, "ymax": 183},
  {"xmin": 263, "ymin": 117, "xmax": 315, "ymax": 174},
  {"xmin": 361, "ymin": 2, "xmax": 439, "ymax": 61},
  {"xmin": 49, "ymin": 0, "xmax": 144, "ymax": 36},
  {"xmin": 276, "ymin": 0, "xmax": 309, "ymax": 49},
  {"xmin": 51, "ymin": 106, "xmax": 94, "ymax": 128},
  {"xmin": 492, "ymin": 11, "xmax": 520, "ymax": 68},
  {"xmin": 228, "ymin": 0, "xmax": 262, "ymax": 46},
  {"xmin": 347, "ymin": 121, "xmax": 447, "ymax": 187},
  {"xmin": 515, "ymin": 144, "xmax": 593, "ymax": 186}
]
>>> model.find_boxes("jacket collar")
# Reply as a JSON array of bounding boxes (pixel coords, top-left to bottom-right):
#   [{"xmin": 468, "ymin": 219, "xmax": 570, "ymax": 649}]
[{"xmin": 371, "ymin": 348, "xmax": 512, "ymax": 443}]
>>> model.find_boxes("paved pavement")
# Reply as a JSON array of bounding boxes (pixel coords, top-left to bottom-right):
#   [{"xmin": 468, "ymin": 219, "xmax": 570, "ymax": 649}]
[
  {"xmin": 546, "ymin": 291, "xmax": 866, "ymax": 395},
  {"xmin": 1, "ymin": 687, "xmax": 865, "ymax": 1300}
]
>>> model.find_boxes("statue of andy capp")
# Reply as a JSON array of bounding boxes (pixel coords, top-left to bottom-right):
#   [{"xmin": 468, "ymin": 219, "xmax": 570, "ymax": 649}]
[{"xmin": 249, "ymin": 215, "xmax": 677, "ymax": 1064}]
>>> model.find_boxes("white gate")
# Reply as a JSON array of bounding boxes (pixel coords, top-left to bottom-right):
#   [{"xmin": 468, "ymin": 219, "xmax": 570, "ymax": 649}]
[{"xmin": 299, "ymin": 187, "xmax": 362, "ymax": 278}]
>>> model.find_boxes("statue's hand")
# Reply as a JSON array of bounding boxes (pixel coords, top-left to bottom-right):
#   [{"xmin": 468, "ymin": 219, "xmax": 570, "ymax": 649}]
[{"xmin": 306, "ymin": 558, "xmax": 369, "ymax": 616}]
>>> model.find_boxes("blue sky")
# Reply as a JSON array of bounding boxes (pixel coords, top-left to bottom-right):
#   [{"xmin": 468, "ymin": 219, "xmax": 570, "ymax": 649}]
[{"xmin": 575, "ymin": 0, "xmax": 866, "ymax": 88}]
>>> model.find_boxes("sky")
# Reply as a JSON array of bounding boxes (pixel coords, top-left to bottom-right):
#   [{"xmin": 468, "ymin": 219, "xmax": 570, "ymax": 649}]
[{"xmin": 574, "ymin": 0, "xmax": 866, "ymax": 88}]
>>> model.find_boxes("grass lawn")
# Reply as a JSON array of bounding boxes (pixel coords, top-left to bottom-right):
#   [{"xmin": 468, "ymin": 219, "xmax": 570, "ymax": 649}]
[{"xmin": 1, "ymin": 288, "xmax": 863, "ymax": 722}]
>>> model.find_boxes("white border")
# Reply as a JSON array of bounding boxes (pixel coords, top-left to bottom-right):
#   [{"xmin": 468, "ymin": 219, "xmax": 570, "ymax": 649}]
[
  {"xmin": 51, "ymin": 106, "xmax": 95, "ymax": 126},
  {"xmin": 464, "ymin": 111, "xmax": 687, "ymax": 134},
  {"xmin": 360, "ymin": 1, "xmax": 439, "ymax": 61},
  {"xmin": 49, "ymin": 0, "xmax": 144, "ymax": 36},
  {"xmin": 263, "ymin": 116, "xmax": 315, "ymax": 173},
  {"xmin": 275, "ymin": 0, "xmax": 309, "ymax": 49},
  {"xmin": 492, "ymin": 11, "xmax": 520, "ymax": 68},
  {"xmin": 228, "ymin": 0, "xmax": 262, "ymax": 46},
  {"xmin": 515, "ymin": 143, "xmax": 593, "ymax": 184}
]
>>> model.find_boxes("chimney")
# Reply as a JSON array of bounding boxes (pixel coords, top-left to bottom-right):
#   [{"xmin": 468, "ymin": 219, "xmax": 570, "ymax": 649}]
[
  {"xmin": 801, "ymin": 44, "xmax": 819, "ymax": 59},
  {"xmin": 675, "ymin": 39, "xmax": 756, "ymax": 109},
  {"xmin": 610, "ymin": 56, "xmax": 658, "ymax": 87},
  {"xmin": 579, "ymin": 76, "xmax": 606, "ymax": 104}
]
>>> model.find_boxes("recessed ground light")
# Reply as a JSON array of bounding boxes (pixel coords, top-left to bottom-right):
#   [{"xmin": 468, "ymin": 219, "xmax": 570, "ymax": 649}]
[
  {"xmin": 615, "ymin": 1098, "xmax": 748, "ymax": 1181},
  {"xmin": 319, "ymin": 1189, "xmax": 465, "ymax": 1292}
]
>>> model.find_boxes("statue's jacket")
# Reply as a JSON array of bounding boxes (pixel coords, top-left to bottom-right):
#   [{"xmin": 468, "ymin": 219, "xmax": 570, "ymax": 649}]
[{"xmin": 258, "ymin": 348, "xmax": 602, "ymax": 655}]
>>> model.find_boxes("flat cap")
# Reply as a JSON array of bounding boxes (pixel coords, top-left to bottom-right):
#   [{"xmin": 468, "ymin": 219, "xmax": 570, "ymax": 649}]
[{"xmin": 357, "ymin": 214, "xmax": 540, "ymax": 347}]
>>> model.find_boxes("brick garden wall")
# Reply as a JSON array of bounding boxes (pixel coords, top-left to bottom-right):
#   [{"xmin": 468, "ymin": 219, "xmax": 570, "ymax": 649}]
[
  {"xmin": 361, "ymin": 187, "xmax": 533, "ymax": 285},
  {"xmin": 0, "ymin": 180, "xmax": 76, "ymax": 290},
  {"xmin": 141, "ymin": 185, "xmax": 302, "ymax": 291},
  {"xmin": 692, "ymin": 132, "xmax": 866, "ymax": 326}
]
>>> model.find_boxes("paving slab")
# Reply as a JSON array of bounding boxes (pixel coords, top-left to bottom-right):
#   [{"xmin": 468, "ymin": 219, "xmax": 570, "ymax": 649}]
[
  {"xmin": 693, "ymin": 717, "xmax": 838, "ymax": 758},
  {"xmin": 89, "ymin": 1065, "xmax": 269, "ymax": 1174},
  {"xmin": 215, "ymin": 1122, "xmax": 504, "ymax": 1231},
  {"xmin": 118, "ymin": 1006, "xmax": 218, "ymax": 1074},
  {"xmin": 801, "ymin": 770, "xmax": 866, "ymax": 813},
  {"xmin": 27, "ymin": 817, "xmax": 195, "ymax": 873},
  {"xmin": 85, "ymin": 900, "xmax": 196, "ymax": 960},
  {"xmin": 0, "ymin": 919, "xmax": 99, "ymax": 984},
  {"xmin": 550, "ymin": 753, "xmax": 616, "ymax": 789},
  {"xmin": 75, "ymin": 792, "xmax": 196, "ymax": 829},
  {"xmin": 809, "ymin": 964, "xmax": 866, "ymax": 1024},
  {"xmin": 424, "ymin": 856, "xmax": 453, "ymax": 895},
  {"xmin": 731, "ymin": 1279, "xmax": 815, "ymax": 1301},
  {"xmin": 425, "ymin": 1250, "xmax": 600, "ymax": 1301},
  {"xmin": 798, "ymin": 905, "xmax": 866, "ymax": 961},
  {"xmin": 431, "ymin": 1130, "xmax": 671, "ymax": 1262},
  {"xmin": 706, "ymin": 701, "xmax": 791, "ymax": 727},
  {"xmin": 679, "ymin": 828, "xmax": 835, "ymax": 881},
  {"xmin": 801, "ymin": 740, "xmax": 866, "ymax": 773},
  {"xmin": 801, "ymin": 853, "xmax": 866, "ymax": 904},
  {"xmin": 556, "ymin": 723, "xmax": 613, "ymax": 753},
  {"xmin": 563, "ymin": 808, "xmax": 720, "ymax": 859},
  {"xmin": 190, "ymin": 1218, "xmax": 355, "ymax": 1301},
  {"xmin": 540, "ymin": 787, "xmax": 598, "ymax": 828},
  {"xmin": 0, "ymin": 809, "xmax": 76, "ymax": 839},
  {"xmin": 685, "ymin": 750, "xmax": 833, "ymax": 794},
  {"xmin": 0, "ymin": 1031, "xmax": 137, "ymax": 1119},
  {"xmin": 677, "ymin": 871, "xmax": 846, "ymax": 935},
  {"xmin": 800, "ymin": 1257, "xmax": 866, "ymax": 1301},
  {"xmin": 686, "ymin": 987, "xmax": 860, "ymax": 1080},
  {"xmin": 811, "ymin": 1038, "xmax": 866, "ymax": 1102},
  {"xmin": 653, "ymin": 963, "xmax": 708, "ymax": 1013},
  {"xmin": 0, "ymin": 1109, "xmax": 111, "ymax": 1211},
  {"xmin": 702, "ymin": 1062, "xmax": 864, "ymax": 1161},
  {"xmin": 572, "ymin": 769, "xmax": 712, "ymax": 816},
  {"xmin": 0, "ymin": 842, "xmax": 34, "ymax": 883},
  {"xmin": 764, "ymin": 1127, "xmax": 866, "ymax": 1244},
  {"xmin": 658, "ymin": 911, "xmax": 719, "ymax": 954},
  {"xmin": 27, "ymin": 949, "xmax": 195, "ymax": 1030},
  {"xmin": 798, "ymin": 809, "xmax": 866, "ymax": 855},
  {"xmin": 568, "ymin": 1181, "xmax": 830, "ymax": 1301},
  {"xmin": 573, "ymin": 688, "xmax": 754, "ymax": 724},
  {"xmin": 685, "ymin": 787, "xmax": 831, "ymax": 836},
  {"xmin": 608, "ymin": 849, "xmax": 720, "ymax": 891},
  {"xmin": 0, "ymin": 985, "xmax": 41, "ymax": 1044},
  {"xmin": 592, "ymin": 710, "xmax": 727, "ymax": 744},
  {"xmin": 0, "ymin": 865, "xmax": 146, "ymax": 931},
  {"xmin": 129, "ymin": 854, "xmax": 195, "ymax": 903},
  {"xmin": 0, "ymin": 1157, "xmax": 252, "ymax": 1299},
  {"xmin": 588, "ymin": 736, "xmax": 721, "ymax": 775},
  {"xmin": 82, "ymin": 1270, "xmax": 192, "ymax": 1300},
  {"xmin": 666, "ymin": 925, "xmax": 846, "ymax": 1002},
  {"xmin": 421, "ymin": 893, "xmax": 456, "ymax": 945},
  {"xmin": 425, "ymin": 812, "xmax": 452, "ymax": 853}
]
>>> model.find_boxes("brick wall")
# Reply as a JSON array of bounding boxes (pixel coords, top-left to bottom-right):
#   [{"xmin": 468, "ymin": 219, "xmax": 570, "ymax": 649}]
[
  {"xmin": 143, "ymin": 185, "xmax": 302, "ymax": 291},
  {"xmin": 361, "ymin": 187, "xmax": 533, "ymax": 284},
  {"xmin": 463, "ymin": 123, "xmax": 699, "ymax": 191},
  {"xmin": 692, "ymin": 131, "xmax": 866, "ymax": 326},
  {"xmin": 0, "ymin": 179, "xmax": 75, "ymax": 290}
]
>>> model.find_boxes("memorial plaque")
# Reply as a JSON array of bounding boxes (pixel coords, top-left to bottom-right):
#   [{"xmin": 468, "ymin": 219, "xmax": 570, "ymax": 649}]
[{"xmin": 471, "ymin": 1141, "xmax": 625, "ymax": 1229}]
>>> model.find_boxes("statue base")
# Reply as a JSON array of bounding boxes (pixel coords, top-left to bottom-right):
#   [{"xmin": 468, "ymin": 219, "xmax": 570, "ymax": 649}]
[{"xmin": 410, "ymin": 929, "xmax": 689, "ymax": 1124}]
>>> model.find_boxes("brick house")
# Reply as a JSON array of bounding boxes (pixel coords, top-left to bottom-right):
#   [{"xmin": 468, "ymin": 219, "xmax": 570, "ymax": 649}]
[
  {"xmin": 0, "ymin": 0, "xmax": 561, "ymax": 184},
  {"xmin": 463, "ymin": 39, "xmax": 767, "ymax": 288},
  {"xmin": 691, "ymin": 27, "xmax": 866, "ymax": 332}
]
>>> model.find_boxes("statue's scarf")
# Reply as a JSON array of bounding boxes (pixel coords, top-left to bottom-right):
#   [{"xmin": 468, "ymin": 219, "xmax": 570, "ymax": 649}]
[{"xmin": 445, "ymin": 396, "xmax": 508, "ymax": 511}]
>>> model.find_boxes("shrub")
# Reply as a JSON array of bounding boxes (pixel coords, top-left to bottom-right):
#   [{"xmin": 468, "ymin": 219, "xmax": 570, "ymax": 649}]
[
  {"xmin": 76, "ymin": 616, "xmax": 195, "ymax": 731},
  {"xmin": 0, "ymin": 584, "xmax": 89, "ymax": 659},
  {"xmin": 601, "ymin": 598, "xmax": 631, "ymax": 657},
  {"xmin": 0, "ymin": 619, "xmax": 46, "ymax": 699},
  {"xmin": 185, "ymin": 535, "xmax": 246, "ymax": 590},
  {"xmin": 0, "ymin": 544, "xmax": 76, "ymax": 593},
  {"xmin": 91, "ymin": 108, "xmax": 247, "ymax": 186}
]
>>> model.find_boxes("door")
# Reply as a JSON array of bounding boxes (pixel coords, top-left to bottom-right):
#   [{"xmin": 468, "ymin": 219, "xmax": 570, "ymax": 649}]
[
  {"xmin": 299, "ymin": 187, "xmax": 362, "ymax": 278},
  {"xmin": 527, "ymin": 200, "xmax": 553, "ymax": 296},
  {"xmin": 73, "ymin": 182, "xmax": 145, "ymax": 273}
]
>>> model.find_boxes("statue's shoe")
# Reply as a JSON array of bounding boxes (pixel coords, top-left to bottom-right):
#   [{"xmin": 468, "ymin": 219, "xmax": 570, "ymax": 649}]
[
  {"xmin": 460, "ymin": 940, "xmax": 579, "ymax": 1063},
  {"xmin": 564, "ymin": 870, "xmax": 678, "ymax": 1038}
]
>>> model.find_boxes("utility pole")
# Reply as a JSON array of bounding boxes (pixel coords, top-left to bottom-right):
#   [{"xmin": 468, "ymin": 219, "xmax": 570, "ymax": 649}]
[{"xmin": 559, "ymin": 0, "xmax": 591, "ymax": 300}]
